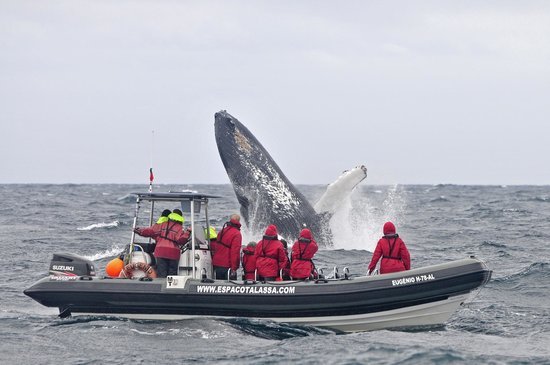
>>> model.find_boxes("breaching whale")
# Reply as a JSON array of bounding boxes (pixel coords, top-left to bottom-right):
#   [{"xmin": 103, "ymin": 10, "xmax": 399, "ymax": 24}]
[{"xmin": 214, "ymin": 110, "xmax": 367, "ymax": 247}]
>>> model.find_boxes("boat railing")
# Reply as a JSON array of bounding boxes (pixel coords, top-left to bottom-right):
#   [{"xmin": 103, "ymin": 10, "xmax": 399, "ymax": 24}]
[
  {"xmin": 314, "ymin": 268, "xmax": 328, "ymax": 283},
  {"xmin": 312, "ymin": 266, "xmax": 353, "ymax": 282},
  {"xmin": 368, "ymin": 269, "xmax": 379, "ymax": 276},
  {"xmin": 200, "ymin": 268, "xmax": 214, "ymax": 283}
]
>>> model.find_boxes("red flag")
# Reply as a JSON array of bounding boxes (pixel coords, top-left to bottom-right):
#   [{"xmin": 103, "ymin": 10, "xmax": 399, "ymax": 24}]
[{"xmin": 149, "ymin": 168, "xmax": 154, "ymax": 182}]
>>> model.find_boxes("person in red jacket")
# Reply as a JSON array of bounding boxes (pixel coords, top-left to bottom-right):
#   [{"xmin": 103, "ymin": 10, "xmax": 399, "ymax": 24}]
[
  {"xmin": 134, "ymin": 209, "xmax": 190, "ymax": 278},
  {"xmin": 254, "ymin": 224, "xmax": 288, "ymax": 281},
  {"xmin": 290, "ymin": 228, "xmax": 318, "ymax": 280},
  {"xmin": 241, "ymin": 242, "xmax": 257, "ymax": 281},
  {"xmin": 368, "ymin": 221, "xmax": 411, "ymax": 275},
  {"xmin": 212, "ymin": 214, "xmax": 242, "ymax": 280}
]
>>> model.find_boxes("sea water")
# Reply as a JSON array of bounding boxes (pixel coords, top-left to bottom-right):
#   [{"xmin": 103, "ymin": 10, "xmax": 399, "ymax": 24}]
[{"xmin": 0, "ymin": 184, "xmax": 549, "ymax": 364}]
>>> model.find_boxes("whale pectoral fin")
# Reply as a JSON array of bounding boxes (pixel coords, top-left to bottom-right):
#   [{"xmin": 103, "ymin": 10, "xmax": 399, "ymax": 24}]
[{"xmin": 314, "ymin": 165, "xmax": 367, "ymax": 214}]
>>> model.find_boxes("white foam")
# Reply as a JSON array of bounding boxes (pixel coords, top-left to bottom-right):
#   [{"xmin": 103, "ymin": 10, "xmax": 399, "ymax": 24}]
[
  {"xmin": 117, "ymin": 193, "xmax": 135, "ymax": 201},
  {"xmin": 77, "ymin": 221, "xmax": 120, "ymax": 231},
  {"xmin": 83, "ymin": 245, "xmax": 125, "ymax": 261},
  {"xmin": 330, "ymin": 184, "xmax": 406, "ymax": 252}
]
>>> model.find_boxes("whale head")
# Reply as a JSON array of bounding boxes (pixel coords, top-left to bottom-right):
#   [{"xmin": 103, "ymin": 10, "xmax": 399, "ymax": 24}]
[{"xmin": 214, "ymin": 110, "xmax": 328, "ymax": 244}]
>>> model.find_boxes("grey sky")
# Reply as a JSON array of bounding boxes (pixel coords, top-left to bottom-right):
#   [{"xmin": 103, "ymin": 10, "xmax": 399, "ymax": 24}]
[{"xmin": 1, "ymin": 1, "xmax": 549, "ymax": 185}]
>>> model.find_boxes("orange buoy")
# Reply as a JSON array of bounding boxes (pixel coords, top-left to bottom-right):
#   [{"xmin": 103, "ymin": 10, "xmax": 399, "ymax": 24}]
[{"xmin": 105, "ymin": 257, "xmax": 124, "ymax": 277}]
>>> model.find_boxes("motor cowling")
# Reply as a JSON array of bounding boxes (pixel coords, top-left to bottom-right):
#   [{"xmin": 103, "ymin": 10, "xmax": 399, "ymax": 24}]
[{"xmin": 49, "ymin": 253, "xmax": 96, "ymax": 277}]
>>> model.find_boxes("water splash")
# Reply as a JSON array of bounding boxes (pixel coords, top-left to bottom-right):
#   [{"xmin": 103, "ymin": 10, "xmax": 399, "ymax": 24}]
[
  {"xmin": 240, "ymin": 185, "xmax": 407, "ymax": 252},
  {"xmin": 331, "ymin": 185, "xmax": 406, "ymax": 251}
]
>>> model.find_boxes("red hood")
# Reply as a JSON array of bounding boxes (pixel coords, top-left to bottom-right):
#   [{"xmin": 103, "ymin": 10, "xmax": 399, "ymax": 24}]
[
  {"xmin": 299, "ymin": 228, "xmax": 313, "ymax": 240},
  {"xmin": 383, "ymin": 221, "xmax": 396, "ymax": 235},
  {"xmin": 264, "ymin": 224, "xmax": 278, "ymax": 237}
]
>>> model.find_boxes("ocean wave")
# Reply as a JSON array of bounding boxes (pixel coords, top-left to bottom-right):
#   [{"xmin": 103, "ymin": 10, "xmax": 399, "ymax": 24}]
[
  {"xmin": 502, "ymin": 208, "xmax": 529, "ymax": 214},
  {"xmin": 224, "ymin": 318, "xmax": 335, "ymax": 339},
  {"xmin": 77, "ymin": 221, "xmax": 120, "ymax": 231},
  {"xmin": 481, "ymin": 240, "xmax": 507, "ymax": 248},
  {"xmin": 130, "ymin": 328, "xmax": 175, "ymax": 336},
  {"xmin": 492, "ymin": 262, "xmax": 548, "ymax": 283},
  {"xmin": 83, "ymin": 245, "xmax": 126, "ymax": 261},
  {"xmin": 430, "ymin": 196, "xmax": 449, "ymax": 203},
  {"xmin": 49, "ymin": 315, "xmax": 128, "ymax": 327},
  {"xmin": 116, "ymin": 193, "xmax": 136, "ymax": 203}
]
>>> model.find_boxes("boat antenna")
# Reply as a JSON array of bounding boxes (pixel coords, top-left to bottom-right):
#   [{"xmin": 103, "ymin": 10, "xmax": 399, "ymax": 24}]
[
  {"xmin": 149, "ymin": 130, "xmax": 154, "ymax": 193},
  {"xmin": 127, "ymin": 130, "xmax": 156, "ymax": 265},
  {"xmin": 147, "ymin": 130, "xmax": 155, "ymax": 247}
]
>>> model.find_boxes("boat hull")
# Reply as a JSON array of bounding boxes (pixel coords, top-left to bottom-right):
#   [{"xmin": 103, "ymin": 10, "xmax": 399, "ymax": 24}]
[{"xmin": 24, "ymin": 257, "xmax": 491, "ymax": 332}]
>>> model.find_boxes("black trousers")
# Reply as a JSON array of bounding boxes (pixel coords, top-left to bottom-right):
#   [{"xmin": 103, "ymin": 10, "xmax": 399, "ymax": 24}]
[
  {"xmin": 259, "ymin": 276, "xmax": 276, "ymax": 281},
  {"xmin": 214, "ymin": 266, "xmax": 230, "ymax": 280},
  {"xmin": 156, "ymin": 258, "xmax": 178, "ymax": 278}
]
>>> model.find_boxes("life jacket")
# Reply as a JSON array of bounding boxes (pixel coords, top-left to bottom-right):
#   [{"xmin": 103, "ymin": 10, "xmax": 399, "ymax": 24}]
[
  {"xmin": 290, "ymin": 236, "xmax": 318, "ymax": 279},
  {"xmin": 138, "ymin": 218, "xmax": 189, "ymax": 260},
  {"xmin": 205, "ymin": 226, "xmax": 217, "ymax": 241},
  {"xmin": 382, "ymin": 234, "xmax": 402, "ymax": 260},
  {"xmin": 255, "ymin": 235, "xmax": 287, "ymax": 278},
  {"xmin": 156, "ymin": 216, "xmax": 169, "ymax": 224},
  {"xmin": 368, "ymin": 234, "xmax": 411, "ymax": 274}
]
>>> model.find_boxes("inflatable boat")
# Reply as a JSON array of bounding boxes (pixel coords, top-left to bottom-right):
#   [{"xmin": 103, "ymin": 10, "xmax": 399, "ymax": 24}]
[{"xmin": 24, "ymin": 192, "xmax": 492, "ymax": 332}]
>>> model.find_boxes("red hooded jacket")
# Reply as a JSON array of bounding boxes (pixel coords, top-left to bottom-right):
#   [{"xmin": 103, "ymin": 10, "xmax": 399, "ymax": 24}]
[
  {"xmin": 212, "ymin": 219, "xmax": 242, "ymax": 271},
  {"xmin": 254, "ymin": 225, "xmax": 288, "ymax": 279},
  {"xmin": 241, "ymin": 245, "xmax": 257, "ymax": 280},
  {"xmin": 290, "ymin": 229, "xmax": 318, "ymax": 279},
  {"xmin": 368, "ymin": 222, "xmax": 411, "ymax": 274},
  {"xmin": 136, "ymin": 220, "xmax": 190, "ymax": 260}
]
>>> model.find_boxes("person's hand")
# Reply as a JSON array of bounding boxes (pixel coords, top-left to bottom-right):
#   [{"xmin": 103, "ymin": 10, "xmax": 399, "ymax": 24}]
[
  {"xmin": 229, "ymin": 270, "xmax": 237, "ymax": 280},
  {"xmin": 134, "ymin": 228, "xmax": 141, "ymax": 235}
]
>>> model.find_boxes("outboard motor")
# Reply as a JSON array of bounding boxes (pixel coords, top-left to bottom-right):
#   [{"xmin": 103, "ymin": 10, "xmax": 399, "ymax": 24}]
[{"xmin": 49, "ymin": 253, "xmax": 96, "ymax": 278}]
